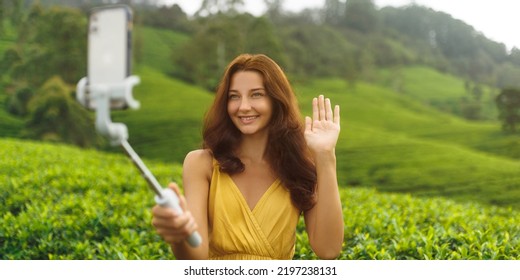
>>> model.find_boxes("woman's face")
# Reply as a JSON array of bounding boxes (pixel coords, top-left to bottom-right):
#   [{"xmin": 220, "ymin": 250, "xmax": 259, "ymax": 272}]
[{"xmin": 227, "ymin": 71, "xmax": 273, "ymax": 137}]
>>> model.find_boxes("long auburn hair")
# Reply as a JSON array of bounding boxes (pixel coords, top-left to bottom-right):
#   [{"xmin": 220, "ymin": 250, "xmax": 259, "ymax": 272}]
[{"xmin": 203, "ymin": 54, "xmax": 317, "ymax": 211}]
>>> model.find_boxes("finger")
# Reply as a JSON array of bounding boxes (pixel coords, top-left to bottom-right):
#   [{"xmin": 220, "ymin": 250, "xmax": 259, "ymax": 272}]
[
  {"xmin": 325, "ymin": 98, "xmax": 333, "ymax": 121},
  {"xmin": 168, "ymin": 182, "xmax": 188, "ymax": 212},
  {"xmin": 168, "ymin": 182, "xmax": 181, "ymax": 196},
  {"xmin": 312, "ymin": 97, "xmax": 318, "ymax": 121},
  {"xmin": 184, "ymin": 212, "xmax": 199, "ymax": 235},
  {"xmin": 305, "ymin": 116, "xmax": 312, "ymax": 132},
  {"xmin": 161, "ymin": 211, "xmax": 191, "ymax": 231},
  {"xmin": 319, "ymin": 95, "xmax": 325, "ymax": 121},
  {"xmin": 334, "ymin": 105, "xmax": 340, "ymax": 126},
  {"xmin": 152, "ymin": 204, "xmax": 177, "ymax": 219},
  {"xmin": 157, "ymin": 211, "xmax": 196, "ymax": 236}
]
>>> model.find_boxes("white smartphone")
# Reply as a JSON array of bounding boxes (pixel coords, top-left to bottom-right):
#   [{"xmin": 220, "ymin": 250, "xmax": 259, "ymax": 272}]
[{"xmin": 87, "ymin": 5, "xmax": 132, "ymax": 109}]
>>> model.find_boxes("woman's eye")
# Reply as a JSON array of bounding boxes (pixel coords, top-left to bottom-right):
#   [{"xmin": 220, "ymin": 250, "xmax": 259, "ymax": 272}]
[
  {"xmin": 252, "ymin": 92, "xmax": 264, "ymax": 98},
  {"xmin": 229, "ymin": 94, "xmax": 240, "ymax": 100}
]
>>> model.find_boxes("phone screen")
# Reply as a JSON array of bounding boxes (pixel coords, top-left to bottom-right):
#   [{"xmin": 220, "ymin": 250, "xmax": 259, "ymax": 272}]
[{"xmin": 87, "ymin": 5, "xmax": 132, "ymax": 109}]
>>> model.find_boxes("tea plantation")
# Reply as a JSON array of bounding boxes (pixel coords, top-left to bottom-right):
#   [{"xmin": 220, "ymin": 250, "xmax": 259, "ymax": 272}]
[
  {"xmin": 1, "ymin": 138, "xmax": 520, "ymax": 260},
  {"xmin": 3, "ymin": 23, "xmax": 520, "ymax": 260}
]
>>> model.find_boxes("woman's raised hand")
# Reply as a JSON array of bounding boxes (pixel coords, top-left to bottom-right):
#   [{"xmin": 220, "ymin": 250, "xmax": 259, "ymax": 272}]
[{"xmin": 304, "ymin": 95, "xmax": 340, "ymax": 156}]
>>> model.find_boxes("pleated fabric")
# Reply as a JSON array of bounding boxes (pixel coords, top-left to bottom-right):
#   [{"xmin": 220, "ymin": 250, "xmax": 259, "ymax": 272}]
[{"xmin": 208, "ymin": 160, "xmax": 300, "ymax": 260}]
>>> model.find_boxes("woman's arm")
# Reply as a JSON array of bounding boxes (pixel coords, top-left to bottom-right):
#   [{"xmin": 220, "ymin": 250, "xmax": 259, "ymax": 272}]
[
  {"xmin": 151, "ymin": 149, "xmax": 212, "ymax": 259},
  {"xmin": 303, "ymin": 95, "xmax": 344, "ymax": 259}
]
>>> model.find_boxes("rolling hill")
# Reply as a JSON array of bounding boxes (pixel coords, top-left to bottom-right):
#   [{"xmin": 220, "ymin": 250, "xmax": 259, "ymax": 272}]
[
  {"xmin": 106, "ymin": 63, "xmax": 520, "ymax": 208},
  {"xmin": 2, "ymin": 25, "xmax": 520, "ymax": 209}
]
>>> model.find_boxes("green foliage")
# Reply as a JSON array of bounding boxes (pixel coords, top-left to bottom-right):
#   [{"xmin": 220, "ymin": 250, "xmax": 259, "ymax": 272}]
[
  {"xmin": 3, "ymin": 7, "xmax": 520, "ymax": 261},
  {"xmin": 2, "ymin": 138, "xmax": 520, "ymax": 260},
  {"xmin": 24, "ymin": 76, "xmax": 99, "ymax": 147},
  {"xmin": 173, "ymin": 13, "xmax": 287, "ymax": 90},
  {"xmin": 0, "ymin": 93, "xmax": 24, "ymax": 137},
  {"xmin": 139, "ymin": 4, "xmax": 193, "ymax": 34},
  {"xmin": 6, "ymin": 86, "xmax": 34, "ymax": 116},
  {"xmin": 376, "ymin": 66, "xmax": 497, "ymax": 121},
  {"xmin": 297, "ymin": 188, "xmax": 520, "ymax": 260},
  {"xmin": 280, "ymin": 23, "xmax": 357, "ymax": 80},
  {"xmin": 10, "ymin": 5, "xmax": 86, "ymax": 88},
  {"xmin": 380, "ymin": 5, "xmax": 513, "ymax": 87},
  {"xmin": 336, "ymin": 188, "xmax": 520, "ymax": 260},
  {"xmin": 295, "ymin": 79, "xmax": 520, "ymax": 207},
  {"xmin": 91, "ymin": 65, "xmax": 520, "ymax": 208},
  {"xmin": 343, "ymin": 0, "xmax": 379, "ymax": 33},
  {"xmin": 107, "ymin": 66, "xmax": 213, "ymax": 162},
  {"xmin": 134, "ymin": 25, "xmax": 190, "ymax": 75},
  {"xmin": 0, "ymin": 138, "xmax": 177, "ymax": 260},
  {"xmin": 496, "ymin": 88, "xmax": 520, "ymax": 132}
]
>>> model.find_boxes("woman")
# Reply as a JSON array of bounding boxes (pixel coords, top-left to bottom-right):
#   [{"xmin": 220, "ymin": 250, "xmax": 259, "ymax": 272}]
[{"xmin": 152, "ymin": 54, "xmax": 343, "ymax": 260}]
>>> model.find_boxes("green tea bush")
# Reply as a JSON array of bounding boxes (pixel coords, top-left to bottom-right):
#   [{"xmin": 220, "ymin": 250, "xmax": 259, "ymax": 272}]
[
  {"xmin": 2, "ymin": 138, "xmax": 520, "ymax": 260},
  {"xmin": 0, "ymin": 138, "xmax": 177, "ymax": 259}
]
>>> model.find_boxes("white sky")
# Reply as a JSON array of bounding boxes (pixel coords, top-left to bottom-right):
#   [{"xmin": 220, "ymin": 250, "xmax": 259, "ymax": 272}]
[{"xmin": 162, "ymin": 0, "xmax": 520, "ymax": 51}]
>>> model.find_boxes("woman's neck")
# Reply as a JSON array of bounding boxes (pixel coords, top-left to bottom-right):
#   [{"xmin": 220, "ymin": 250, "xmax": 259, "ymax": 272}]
[{"xmin": 237, "ymin": 132, "xmax": 269, "ymax": 163}]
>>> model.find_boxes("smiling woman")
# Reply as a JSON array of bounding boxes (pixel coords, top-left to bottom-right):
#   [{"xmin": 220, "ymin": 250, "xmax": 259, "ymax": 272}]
[
  {"xmin": 227, "ymin": 71, "xmax": 273, "ymax": 137},
  {"xmin": 151, "ymin": 53, "xmax": 344, "ymax": 260}
]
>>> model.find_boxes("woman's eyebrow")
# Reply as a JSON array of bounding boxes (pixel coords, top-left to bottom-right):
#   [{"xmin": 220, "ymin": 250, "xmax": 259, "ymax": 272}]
[{"xmin": 228, "ymin": 88, "xmax": 265, "ymax": 93}]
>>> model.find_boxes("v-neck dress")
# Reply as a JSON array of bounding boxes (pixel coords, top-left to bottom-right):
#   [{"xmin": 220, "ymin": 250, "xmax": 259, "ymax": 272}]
[{"xmin": 208, "ymin": 160, "xmax": 301, "ymax": 260}]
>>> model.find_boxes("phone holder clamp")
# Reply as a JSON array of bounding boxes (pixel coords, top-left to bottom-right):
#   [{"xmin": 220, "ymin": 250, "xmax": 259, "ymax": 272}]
[{"xmin": 76, "ymin": 75, "xmax": 141, "ymax": 145}]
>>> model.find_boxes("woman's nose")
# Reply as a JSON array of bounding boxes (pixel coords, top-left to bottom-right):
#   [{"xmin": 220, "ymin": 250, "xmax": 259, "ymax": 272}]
[{"xmin": 239, "ymin": 98, "xmax": 251, "ymax": 111}]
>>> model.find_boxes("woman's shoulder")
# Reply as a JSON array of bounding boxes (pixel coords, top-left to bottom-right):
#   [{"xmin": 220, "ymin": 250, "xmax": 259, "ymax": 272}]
[{"xmin": 183, "ymin": 149, "xmax": 214, "ymax": 178}]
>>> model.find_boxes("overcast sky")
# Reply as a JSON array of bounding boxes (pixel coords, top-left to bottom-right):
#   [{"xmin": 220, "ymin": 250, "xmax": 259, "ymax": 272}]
[{"xmin": 163, "ymin": 0, "xmax": 520, "ymax": 51}]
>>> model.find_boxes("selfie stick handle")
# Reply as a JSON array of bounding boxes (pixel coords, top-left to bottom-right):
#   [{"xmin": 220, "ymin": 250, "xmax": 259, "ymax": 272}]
[
  {"xmin": 121, "ymin": 140, "xmax": 202, "ymax": 248},
  {"xmin": 155, "ymin": 188, "xmax": 203, "ymax": 247},
  {"xmin": 76, "ymin": 76, "xmax": 201, "ymax": 248}
]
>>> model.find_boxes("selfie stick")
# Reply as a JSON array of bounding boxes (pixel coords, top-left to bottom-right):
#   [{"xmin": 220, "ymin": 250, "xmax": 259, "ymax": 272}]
[{"xmin": 76, "ymin": 76, "xmax": 202, "ymax": 248}]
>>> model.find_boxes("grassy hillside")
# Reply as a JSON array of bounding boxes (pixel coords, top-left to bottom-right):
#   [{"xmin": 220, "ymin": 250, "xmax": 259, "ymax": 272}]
[
  {"xmin": 298, "ymin": 78, "xmax": 507, "ymax": 154},
  {"xmin": 107, "ymin": 65, "xmax": 213, "ymax": 162},
  {"xmin": 377, "ymin": 66, "xmax": 498, "ymax": 120},
  {"xmin": 296, "ymin": 79, "xmax": 520, "ymax": 207},
  {"xmin": 3, "ymin": 24, "xmax": 520, "ymax": 209},
  {"xmin": 134, "ymin": 25, "xmax": 189, "ymax": 75},
  {"xmin": 2, "ymin": 138, "xmax": 520, "ymax": 260},
  {"xmin": 110, "ymin": 66, "xmax": 520, "ymax": 207}
]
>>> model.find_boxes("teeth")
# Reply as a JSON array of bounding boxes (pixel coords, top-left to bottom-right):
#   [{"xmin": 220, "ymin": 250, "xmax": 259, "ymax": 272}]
[{"xmin": 240, "ymin": 116, "xmax": 257, "ymax": 121}]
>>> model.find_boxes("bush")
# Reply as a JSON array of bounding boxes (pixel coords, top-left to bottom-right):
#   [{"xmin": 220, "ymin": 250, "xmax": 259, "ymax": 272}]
[
  {"xmin": 24, "ymin": 76, "xmax": 100, "ymax": 147},
  {"xmin": 2, "ymin": 138, "xmax": 520, "ymax": 260}
]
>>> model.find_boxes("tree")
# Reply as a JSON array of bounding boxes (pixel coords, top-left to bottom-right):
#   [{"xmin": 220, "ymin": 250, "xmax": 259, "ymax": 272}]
[
  {"xmin": 11, "ymin": 5, "xmax": 87, "ymax": 88},
  {"xmin": 173, "ymin": 14, "xmax": 287, "ymax": 90},
  {"xmin": 496, "ymin": 88, "xmax": 520, "ymax": 132},
  {"xmin": 244, "ymin": 17, "xmax": 287, "ymax": 67},
  {"xmin": 343, "ymin": 0, "xmax": 379, "ymax": 33},
  {"xmin": 263, "ymin": 0, "xmax": 284, "ymax": 21},
  {"xmin": 6, "ymin": 86, "xmax": 35, "ymax": 117},
  {"xmin": 0, "ymin": 0, "xmax": 4, "ymax": 35},
  {"xmin": 25, "ymin": 76, "xmax": 99, "ymax": 147},
  {"xmin": 173, "ymin": 14, "xmax": 246, "ymax": 89},
  {"xmin": 323, "ymin": 0, "xmax": 344, "ymax": 26},
  {"xmin": 196, "ymin": 0, "xmax": 245, "ymax": 16},
  {"xmin": 496, "ymin": 62, "xmax": 520, "ymax": 89},
  {"xmin": 510, "ymin": 48, "xmax": 520, "ymax": 67},
  {"xmin": 141, "ymin": 4, "xmax": 192, "ymax": 33},
  {"xmin": 280, "ymin": 23, "xmax": 358, "ymax": 80}
]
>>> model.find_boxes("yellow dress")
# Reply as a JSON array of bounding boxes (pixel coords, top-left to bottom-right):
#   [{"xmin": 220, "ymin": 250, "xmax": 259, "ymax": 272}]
[{"xmin": 208, "ymin": 160, "xmax": 301, "ymax": 260}]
